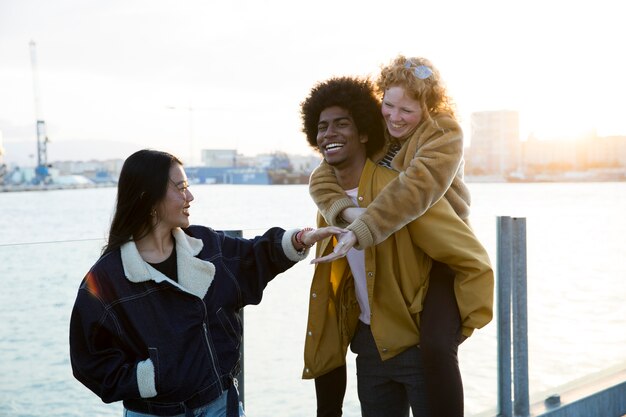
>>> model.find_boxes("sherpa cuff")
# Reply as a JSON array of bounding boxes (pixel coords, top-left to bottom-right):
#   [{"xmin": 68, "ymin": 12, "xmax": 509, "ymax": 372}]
[
  {"xmin": 282, "ymin": 229, "xmax": 310, "ymax": 262},
  {"xmin": 137, "ymin": 358, "xmax": 157, "ymax": 398}
]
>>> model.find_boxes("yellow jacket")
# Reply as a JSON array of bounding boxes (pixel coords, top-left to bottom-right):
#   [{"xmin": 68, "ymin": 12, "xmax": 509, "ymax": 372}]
[{"xmin": 302, "ymin": 160, "xmax": 493, "ymax": 380}]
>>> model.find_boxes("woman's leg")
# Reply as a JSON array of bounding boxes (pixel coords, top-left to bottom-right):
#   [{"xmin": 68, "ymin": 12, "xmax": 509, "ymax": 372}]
[
  {"xmin": 315, "ymin": 365, "xmax": 347, "ymax": 417},
  {"xmin": 420, "ymin": 261, "xmax": 464, "ymax": 417}
]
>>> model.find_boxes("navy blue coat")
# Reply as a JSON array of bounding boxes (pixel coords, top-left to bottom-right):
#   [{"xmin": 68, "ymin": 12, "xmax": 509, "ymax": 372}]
[{"xmin": 69, "ymin": 225, "xmax": 305, "ymax": 414}]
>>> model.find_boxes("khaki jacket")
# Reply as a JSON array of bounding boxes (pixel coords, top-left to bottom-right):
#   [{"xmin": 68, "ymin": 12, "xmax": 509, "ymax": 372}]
[
  {"xmin": 302, "ymin": 160, "xmax": 493, "ymax": 379},
  {"xmin": 309, "ymin": 113, "xmax": 471, "ymax": 249}
]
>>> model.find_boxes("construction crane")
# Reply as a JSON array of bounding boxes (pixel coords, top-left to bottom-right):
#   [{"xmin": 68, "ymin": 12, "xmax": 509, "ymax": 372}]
[{"xmin": 29, "ymin": 40, "xmax": 50, "ymax": 184}]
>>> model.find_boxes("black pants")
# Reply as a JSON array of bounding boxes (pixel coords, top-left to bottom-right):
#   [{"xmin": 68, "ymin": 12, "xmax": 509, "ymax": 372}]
[
  {"xmin": 420, "ymin": 261, "xmax": 464, "ymax": 417},
  {"xmin": 351, "ymin": 321, "xmax": 430, "ymax": 417},
  {"xmin": 315, "ymin": 365, "xmax": 347, "ymax": 417},
  {"xmin": 314, "ymin": 261, "xmax": 463, "ymax": 417}
]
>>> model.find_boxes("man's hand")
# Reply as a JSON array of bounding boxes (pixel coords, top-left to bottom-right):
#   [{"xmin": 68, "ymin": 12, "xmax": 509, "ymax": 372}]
[{"xmin": 310, "ymin": 230, "xmax": 357, "ymax": 264}]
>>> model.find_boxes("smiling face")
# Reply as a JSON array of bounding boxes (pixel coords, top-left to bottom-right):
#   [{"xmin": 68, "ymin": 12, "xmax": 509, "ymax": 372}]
[
  {"xmin": 156, "ymin": 163, "xmax": 194, "ymax": 230},
  {"xmin": 316, "ymin": 106, "xmax": 368, "ymax": 168},
  {"xmin": 381, "ymin": 85, "xmax": 423, "ymax": 139}
]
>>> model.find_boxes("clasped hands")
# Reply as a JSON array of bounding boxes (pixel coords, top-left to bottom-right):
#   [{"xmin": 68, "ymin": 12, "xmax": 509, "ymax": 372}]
[
  {"xmin": 310, "ymin": 230, "xmax": 357, "ymax": 264},
  {"xmin": 299, "ymin": 207, "xmax": 363, "ymax": 264},
  {"xmin": 310, "ymin": 206, "xmax": 363, "ymax": 264}
]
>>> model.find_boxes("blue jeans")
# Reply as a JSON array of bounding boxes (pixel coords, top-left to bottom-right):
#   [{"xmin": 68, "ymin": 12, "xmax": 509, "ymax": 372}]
[
  {"xmin": 124, "ymin": 389, "xmax": 231, "ymax": 417},
  {"xmin": 350, "ymin": 321, "xmax": 431, "ymax": 417}
]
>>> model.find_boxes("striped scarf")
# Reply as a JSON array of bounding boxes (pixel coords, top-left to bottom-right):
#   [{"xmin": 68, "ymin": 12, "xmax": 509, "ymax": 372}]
[{"xmin": 377, "ymin": 143, "xmax": 401, "ymax": 169}]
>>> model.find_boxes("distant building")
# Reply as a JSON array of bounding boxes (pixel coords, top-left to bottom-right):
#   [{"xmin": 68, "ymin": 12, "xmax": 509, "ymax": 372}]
[
  {"xmin": 466, "ymin": 110, "xmax": 520, "ymax": 176},
  {"xmin": 522, "ymin": 135, "xmax": 579, "ymax": 171},
  {"xmin": 47, "ymin": 158, "xmax": 123, "ymax": 185},
  {"xmin": 290, "ymin": 154, "xmax": 322, "ymax": 173},
  {"xmin": 522, "ymin": 134, "xmax": 626, "ymax": 174},
  {"xmin": 188, "ymin": 149, "xmax": 318, "ymax": 185},
  {"xmin": 583, "ymin": 135, "xmax": 626, "ymax": 167},
  {"xmin": 201, "ymin": 149, "xmax": 237, "ymax": 167}
]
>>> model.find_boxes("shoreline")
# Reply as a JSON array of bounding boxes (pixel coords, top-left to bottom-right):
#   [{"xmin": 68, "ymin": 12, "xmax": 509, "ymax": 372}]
[
  {"xmin": 3, "ymin": 178, "xmax": 626, "ymax": 193},
  {"xmin": 0, "ymin": 182, "xmax": 116, "ymax": 193}
]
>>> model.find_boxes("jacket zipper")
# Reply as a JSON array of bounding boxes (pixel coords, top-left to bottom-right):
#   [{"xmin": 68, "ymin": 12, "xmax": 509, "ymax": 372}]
[{"xmin": 165, "ymin": 276, "xmax": 225, "ymax": 393}]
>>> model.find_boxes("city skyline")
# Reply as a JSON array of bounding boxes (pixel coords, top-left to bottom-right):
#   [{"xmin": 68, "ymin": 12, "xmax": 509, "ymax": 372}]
[
  {"xmin": 2, "ymin": 108, "xmax": 624, "ymax": 169},
  {"xmin": 2, "ymin": 0, "xmax": 626, "ymax": 167},
  {"xmin": 3, "ymin": 106, "xmax": 625, "ymax": 171}
]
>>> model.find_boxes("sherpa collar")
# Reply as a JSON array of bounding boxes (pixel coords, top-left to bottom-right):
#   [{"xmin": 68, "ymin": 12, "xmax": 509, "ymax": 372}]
[{"xmin": 120, "ymin": 228, "xmax": 215, "ymax": 298}]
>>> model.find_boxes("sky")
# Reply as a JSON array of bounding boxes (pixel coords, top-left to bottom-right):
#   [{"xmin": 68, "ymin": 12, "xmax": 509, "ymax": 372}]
[{"xmin": 1, "ymin": 0, "xmax": 626, "ymax": 166}]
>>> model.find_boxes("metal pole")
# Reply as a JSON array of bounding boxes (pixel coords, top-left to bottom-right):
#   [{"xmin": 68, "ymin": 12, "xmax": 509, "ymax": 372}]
[
  {"xmin": 224, "ymin": 230, "xmax": 244, "ymax": 407},
  {"xmin": 497, "ymin": 216, "xmax": 513, "ymax": 417},
  {"xmin": 512, "ymin": 218, "xmax": 530, "ymax": 417}
]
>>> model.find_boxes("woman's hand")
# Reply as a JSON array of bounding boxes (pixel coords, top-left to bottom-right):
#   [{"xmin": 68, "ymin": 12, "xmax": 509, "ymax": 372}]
[
  {"xmin": 310, "ymin": 230, "xmax": 357, "ymax": 264},
  {"xmin": 300, "ymin": 226, "xmax": 347, "ymax": 247}
]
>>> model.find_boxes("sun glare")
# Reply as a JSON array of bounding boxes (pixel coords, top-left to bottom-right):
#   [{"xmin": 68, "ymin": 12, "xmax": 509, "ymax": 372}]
[{"xmin": 518, "ymin": 93, "xmax": 626, "ymax": 142}]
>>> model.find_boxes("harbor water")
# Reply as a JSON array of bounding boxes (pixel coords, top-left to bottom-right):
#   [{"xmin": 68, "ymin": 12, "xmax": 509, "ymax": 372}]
[{"xmin": 1, "ymin": 182, "xmax": 625, "ymax": 417}]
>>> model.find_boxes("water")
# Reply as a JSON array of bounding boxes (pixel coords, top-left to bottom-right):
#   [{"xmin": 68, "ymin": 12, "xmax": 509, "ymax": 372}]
[{"xmin": 1, "ymin": 183, "xmax": 625, "ymax": 417}]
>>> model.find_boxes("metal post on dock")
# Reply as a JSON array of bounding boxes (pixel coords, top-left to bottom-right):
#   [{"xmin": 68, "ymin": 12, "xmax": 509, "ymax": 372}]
[
  {"xmin": 496, "ymin": 216, "xmax": 529, "ymax": 417},
  {"xmin": 224, "ymin": 230, "xmax": 245, "ymax": 408}
]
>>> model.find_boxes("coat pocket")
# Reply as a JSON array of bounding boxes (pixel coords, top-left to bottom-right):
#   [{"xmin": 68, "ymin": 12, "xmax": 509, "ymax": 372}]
[{"xmin": 407, "ymin": 285, "xmax": 427, "ymax": 330}]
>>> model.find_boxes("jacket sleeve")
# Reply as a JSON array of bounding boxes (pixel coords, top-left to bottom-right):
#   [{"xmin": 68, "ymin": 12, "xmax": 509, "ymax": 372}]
[
  {"xmin": 348, "ymin": 116, "xmax": 464, "ymax": 249},
  {"xmin": 217, "ymin": 227, "xmax": 308, "ymax": 307},
  {"xmin": 308, "ymin": 160, "xmax": 355, "ymax": 227},
  {"xmin": 407, "ymin": 198, "xmax": 494, "ymax": 337},
  {"xmin": 69, "ymin": 278, "xmax": 156, "ymax": 403}
]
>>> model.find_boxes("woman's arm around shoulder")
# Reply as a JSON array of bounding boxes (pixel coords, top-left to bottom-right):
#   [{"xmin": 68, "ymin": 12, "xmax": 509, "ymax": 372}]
[{"xmin": 348, "ymin": 114, "xmax": 465, "ymax": 248}]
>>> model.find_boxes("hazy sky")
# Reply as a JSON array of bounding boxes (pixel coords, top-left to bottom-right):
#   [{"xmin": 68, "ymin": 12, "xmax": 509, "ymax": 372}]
[{"xmin": 1, "ymin": 0, "xmax": 625, "ymax": 165}]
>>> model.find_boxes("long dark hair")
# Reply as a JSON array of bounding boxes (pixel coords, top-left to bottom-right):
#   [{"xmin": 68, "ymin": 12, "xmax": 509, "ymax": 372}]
[{"xmin": 102, "ymin": 149, "xmax": 182, "ymax": 256}]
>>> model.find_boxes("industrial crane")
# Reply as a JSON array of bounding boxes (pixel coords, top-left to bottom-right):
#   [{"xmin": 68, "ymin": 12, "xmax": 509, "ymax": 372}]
[{"xmin": 29, "ymin": 40, "xmax": 51, "ymax": 184}]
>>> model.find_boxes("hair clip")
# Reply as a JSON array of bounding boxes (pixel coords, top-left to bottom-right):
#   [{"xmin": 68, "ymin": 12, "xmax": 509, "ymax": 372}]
[
  {"xmin": 404, "ymin": 60, "xmax": 432, "ymax": 79},
  {"xmin": 413, "ymin": 65, "xmax": 433, "ymax": 79}
]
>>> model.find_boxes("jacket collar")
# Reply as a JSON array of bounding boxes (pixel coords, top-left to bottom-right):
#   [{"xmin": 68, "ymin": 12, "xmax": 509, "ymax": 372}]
[{"xmin": 120, "ymin": 228, "xmax": 215, "ymax": 298}]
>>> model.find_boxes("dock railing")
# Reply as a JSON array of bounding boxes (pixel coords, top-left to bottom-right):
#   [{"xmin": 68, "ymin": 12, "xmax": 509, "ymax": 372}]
[
  {"xmin": 224, "ymin": 230, "xmax": 245, "ymax": 408},
  {"xmin": 494, "ymin": 216, "xmax": 626, "ymax": 417}
]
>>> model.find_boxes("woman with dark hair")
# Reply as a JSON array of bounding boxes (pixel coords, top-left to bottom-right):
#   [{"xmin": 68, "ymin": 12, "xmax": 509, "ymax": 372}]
[{"xmin": 69, "ymin": 149, "xmax": 344, "ymax": 417}]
